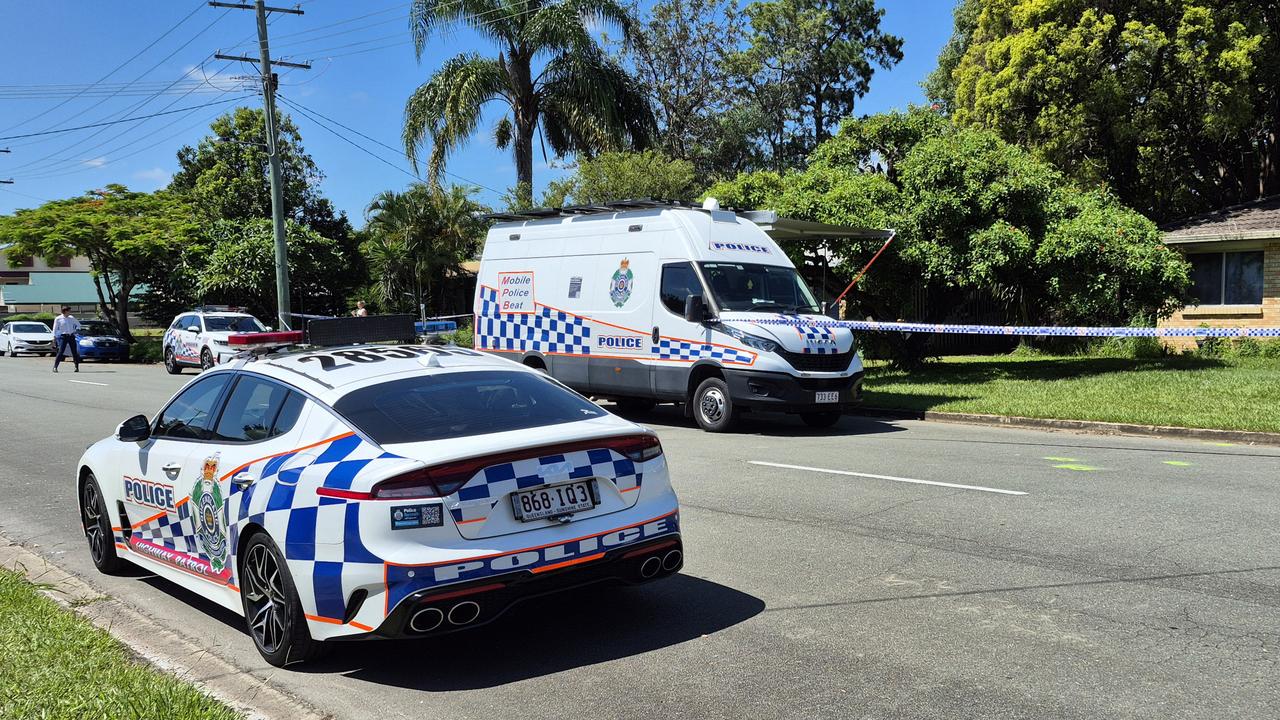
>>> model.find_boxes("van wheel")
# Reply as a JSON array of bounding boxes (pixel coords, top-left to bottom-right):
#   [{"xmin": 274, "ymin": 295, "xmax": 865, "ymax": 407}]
[
  {"xmin": 164, "ymin": 348, "xmax": 182, "ymax": 374},
  {"xmin": 693, "ymin": 377, "xmax": 736, "ymax": 432},
  {"xmin": 801, "ymin": 411, "xmax": 842, "ymax": 428}
]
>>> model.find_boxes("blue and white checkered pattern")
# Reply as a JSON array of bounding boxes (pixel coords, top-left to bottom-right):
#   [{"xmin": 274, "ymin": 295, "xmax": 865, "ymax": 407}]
[
  {"xmin": 744, "ymin": 318, "xmax": 1280, "ymax": 338},
  {"xmin": 449, "ymin": 447, "xmax": 643, "ymax": 525},
  {"xmin": 476, "ymin": 286, "xmax": 592, "ymax": 354},
  {"xmin": 134, "ymin": 502, "xmax": 199, "ymax": 555},
  {"xmin": 793, "ymin": 324, "xmax": 838, "ymax": 354},
  {"xmin": 650, "ymin": 338, "xmax": 756, "ymax": 364}
]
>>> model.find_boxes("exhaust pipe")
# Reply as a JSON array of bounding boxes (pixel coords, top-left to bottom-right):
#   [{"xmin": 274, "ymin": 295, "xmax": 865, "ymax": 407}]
[
  {"xmin": 409, "ymin": 607, "xmax": 444, "ymax": 633},
  {"xmin": 447, "ymin": 600, "xmax": 481, "ymax": 626},
  {"xmin": 662, "ymin": 549, "xmax": 683, "ymax": 572},
  {"xmin": 639, "ymin": 556, "xmax": 662, "ymax": 579}
]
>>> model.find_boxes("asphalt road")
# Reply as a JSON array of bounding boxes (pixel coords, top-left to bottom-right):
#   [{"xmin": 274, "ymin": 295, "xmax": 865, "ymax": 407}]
[{"xmin": 1, "ymin": 354, "xmax": 1278, "ymax": 719}]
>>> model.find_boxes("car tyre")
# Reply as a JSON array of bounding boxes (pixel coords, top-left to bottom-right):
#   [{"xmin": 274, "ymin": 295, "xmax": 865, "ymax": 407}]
[
  {"xmin": 164, "ymin": 348, "xmax": 182, "ymax": 374},
  {"xmin": 800, "ymin": 411, "xmax": 842, "ymax": 428},
  {"xmin": 239, "ymin": 532, "xmax": 328, "ymax": 667},
  {"xmin": 693, "ymin": 377, "xmax": 736, "ymax": 432},
  {"xmin": 200, "ymin": 348, "xmax": 215, "ymax": 372},
  {"xmin": 81, "ymin": 472, "xmax": 124, "ymax": 574}
]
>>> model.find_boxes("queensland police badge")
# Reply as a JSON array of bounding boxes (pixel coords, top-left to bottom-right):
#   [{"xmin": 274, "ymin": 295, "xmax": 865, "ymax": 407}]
[
  {"xmin": 609, "ymin": 258, "xmax": 634, "ymax": 308},
  {"xmin": 191, "ymin": 453, "xmax": 229, "ymax": 572}
]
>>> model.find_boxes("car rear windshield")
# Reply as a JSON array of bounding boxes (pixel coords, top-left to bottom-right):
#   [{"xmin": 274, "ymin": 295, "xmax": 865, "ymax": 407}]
[
  {"xmin": 13, "ymin": 323, "xmax": 49, "ymax": 333},
  {"xmin": 205, "ymin": 316, "xmax": 265, "ymax": 332},
  {"xmin": 333, "ymin": 370, "xmax": 606, "ymax": 444}
]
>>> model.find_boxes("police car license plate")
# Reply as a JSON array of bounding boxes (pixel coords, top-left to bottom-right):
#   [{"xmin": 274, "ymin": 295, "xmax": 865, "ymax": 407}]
[
  {"xmin": 512, "ymin": 480, "xmax": 597, "ymax": 522},
  {"xmin": 815, "ymin": 391, "xmax": 839, "ymax": 403}
]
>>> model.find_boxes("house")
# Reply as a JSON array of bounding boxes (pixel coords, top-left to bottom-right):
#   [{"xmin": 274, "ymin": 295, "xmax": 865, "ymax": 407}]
[
  {"xmin": 0, "ymin": 243, "xmax": 101, "ymax": 314},
  {"xmin": 1158, "ymin": 196, "xmax": 1280, "ymax": 348}
]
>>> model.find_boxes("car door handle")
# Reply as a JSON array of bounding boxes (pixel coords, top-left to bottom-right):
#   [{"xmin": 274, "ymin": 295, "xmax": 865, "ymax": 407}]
[
  {"xmin": 162, "ymin": 462, "xmax": 183, "ymax": 474},
  {"xmin": 652, "ymin": 326, "xmax": 660, "ymax": 343},
  {"xmin": 231, "ymin": 471, "xmax": 255, "ymax": 488}
]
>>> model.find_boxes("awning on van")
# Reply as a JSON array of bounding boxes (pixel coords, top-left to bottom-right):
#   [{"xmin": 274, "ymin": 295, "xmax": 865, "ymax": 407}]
[{"xmin": 741, "ymin": 210, "xmax": 893, "ymax": 241}]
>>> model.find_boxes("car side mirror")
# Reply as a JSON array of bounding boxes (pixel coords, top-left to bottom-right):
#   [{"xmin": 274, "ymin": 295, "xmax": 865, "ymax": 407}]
[
  {"xmin": 684, "ymin": 294, "xmax": 710, "ymax": 323},
  {"xmin": 186, "ymin": 326, "xmax": 200, "ymax": 333},
  {"xmin": 117, "ymin": 414, "xmax": 151, "ymax": 443},
  {"xmin": 263, "ymin": 325, "xmax": 273, "ymax": 332}
]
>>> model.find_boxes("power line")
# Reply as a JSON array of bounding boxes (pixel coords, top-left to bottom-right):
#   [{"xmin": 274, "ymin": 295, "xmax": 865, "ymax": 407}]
[
  {"xmin": 277, "ymin": 94, "xmax": 501, "ymax": 194},
  {"xmin": 0, "ymin": 0, "xmax": 207, "ymax": 135},
  {"xmin": 0, "ymin": 186, "xmax": 52, "ymax": 204},
  {"xmin": 0, "ymin": 96, "xmax": 254, "ymax": 141}
]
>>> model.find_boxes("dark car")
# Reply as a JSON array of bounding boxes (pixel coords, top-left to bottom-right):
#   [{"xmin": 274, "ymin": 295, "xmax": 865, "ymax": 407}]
[{"xmin": 75, "ymin": 320, "xmax": 129, "ymax": 361}]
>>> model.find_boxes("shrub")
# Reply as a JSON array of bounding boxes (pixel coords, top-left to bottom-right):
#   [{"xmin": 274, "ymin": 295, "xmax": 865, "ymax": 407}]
[
  {"xmin": 1, "ymin": 313, "xmax": 56, "ymax": 325},
  {"xmin": 1087, "ymin": 336, "xmax": 1167, "ymax": 359},
  {"xmin": 129, "ymin": 339, "xmax": 164, "ymax": 364},
  {"xmin": 438, "ymin": 326, "xmax": 474, "ymax": 348}
]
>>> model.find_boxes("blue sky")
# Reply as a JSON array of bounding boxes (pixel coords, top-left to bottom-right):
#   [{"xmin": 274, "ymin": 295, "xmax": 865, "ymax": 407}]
[{"xmin": 0, "ymin": 0, "xmax": 956, "ymax": 224}]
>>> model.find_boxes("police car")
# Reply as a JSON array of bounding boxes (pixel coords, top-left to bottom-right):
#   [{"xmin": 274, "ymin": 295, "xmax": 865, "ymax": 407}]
[
  {"xmin": 163, "ymin": 307, "xmax": 270, "ymax": 373},
  {"xmin": 76, "ymin": 319, "xmax": 682, "ymax": 667}
]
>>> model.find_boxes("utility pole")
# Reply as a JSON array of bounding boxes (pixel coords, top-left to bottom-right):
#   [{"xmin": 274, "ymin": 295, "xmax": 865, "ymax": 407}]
[
  {"xmin": 210, "ymin": 1, "xmax": 309, "ymax": 331},
  {"xmin": 1, "ymin": 149, "xmax": 10, "ymax": 184}
]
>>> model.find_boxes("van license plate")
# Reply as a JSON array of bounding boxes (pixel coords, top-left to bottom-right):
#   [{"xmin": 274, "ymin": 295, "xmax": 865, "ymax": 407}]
[
  {"xmin": 815, "ymin": 391, "xmax": 839, "ymax": 403},
  {"xmin": 512, "ymin": 480, "xmax": 597, "ymax": 522}
]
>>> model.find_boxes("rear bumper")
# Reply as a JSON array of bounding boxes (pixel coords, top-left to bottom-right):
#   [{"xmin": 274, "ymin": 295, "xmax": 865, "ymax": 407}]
[
  {"xmin": 724, "ymin": 369, "xmax": 864, "ymax": 413},
  {"xmin": 371, "ymin": 535, "xmax": 683, "ymax": 639}
]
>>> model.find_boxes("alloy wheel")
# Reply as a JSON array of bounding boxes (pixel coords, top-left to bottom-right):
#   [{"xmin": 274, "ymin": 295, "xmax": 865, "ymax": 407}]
[
  {"xmin": 82, "ymin": 481, "xmax": 106, "ymax": 564},
  {"xmin": 243, "ymin": 543, "xmax": 289, "ymax": 655}
]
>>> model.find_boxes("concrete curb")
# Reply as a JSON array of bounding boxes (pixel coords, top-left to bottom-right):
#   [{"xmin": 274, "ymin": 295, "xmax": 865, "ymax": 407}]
[
  {"xmin": 851, "ymin": 407, "xmax": 1280, "ymax": 446},
  {"xmin": 0, "ymin": 537, "xmax": 330, "ymax": 720}
]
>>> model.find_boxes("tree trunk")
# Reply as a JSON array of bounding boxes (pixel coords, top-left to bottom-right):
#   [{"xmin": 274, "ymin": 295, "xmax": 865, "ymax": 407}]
[{"xmin": 514, "ymin": 118, "xmax": 535, "ymax": 209}]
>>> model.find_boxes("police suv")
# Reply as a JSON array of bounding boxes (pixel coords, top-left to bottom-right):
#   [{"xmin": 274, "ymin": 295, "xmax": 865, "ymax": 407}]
[
  {"xmin": 77, "ymin": 319, "xmax": 682, "ymax": 666},
  {"xmin": 163, "ymin": 307, "xmax": 270, "ymax": 373},
  {"xmin": 474, "ymin": 199, "xmax": 889, "ymax": 431}
]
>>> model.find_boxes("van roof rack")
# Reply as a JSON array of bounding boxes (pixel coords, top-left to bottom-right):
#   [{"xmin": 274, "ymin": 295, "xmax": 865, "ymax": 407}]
[{"xmin": 479, "ymin": 198, "xmax": 720, "ymax": 223}]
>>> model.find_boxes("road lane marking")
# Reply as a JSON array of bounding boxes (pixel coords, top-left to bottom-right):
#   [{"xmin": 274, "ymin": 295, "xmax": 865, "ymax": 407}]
[
  {"xmin": 67, "ymin": 379, "xmax": 109, "ymax": 386},
  {"xmin": 747, "ymin": 461, "xmax": 1027, "ymax": 496},
  {"xmin": 1163, "ymin": 460, "xmax": 1193, "ymax": 467},
  {"xmin": 1053, "ymin": 463, "xmax": 1100, "ymax": 471},
  {"xmin": 1043, "ymin": 456, "xmax": 1078, "ymax": 462}
]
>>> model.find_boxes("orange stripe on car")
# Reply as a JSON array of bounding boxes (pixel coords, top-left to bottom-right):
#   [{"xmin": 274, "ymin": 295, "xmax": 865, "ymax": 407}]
[
  {"xmin": 131, "ymin": 510, "xmax": 167, "ymax": 529},
  {"xmin": 219, "ymin": 431, "xmax": 357, "ymax": 482},
  {"xmin": 531, "ymin": 552, "xmax": 605, "ymax": 574}
]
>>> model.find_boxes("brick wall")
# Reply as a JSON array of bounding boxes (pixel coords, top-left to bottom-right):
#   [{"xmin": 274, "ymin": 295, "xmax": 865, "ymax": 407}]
[{"xmin": 1159, "ymin": 241, "xmax": 1280, "ymax": 349}]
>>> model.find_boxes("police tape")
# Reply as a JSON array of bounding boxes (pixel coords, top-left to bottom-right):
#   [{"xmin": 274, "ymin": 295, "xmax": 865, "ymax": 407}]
[{"xmin": 743, "ymin": 318, "xmax": 1280, "ymax": 338}]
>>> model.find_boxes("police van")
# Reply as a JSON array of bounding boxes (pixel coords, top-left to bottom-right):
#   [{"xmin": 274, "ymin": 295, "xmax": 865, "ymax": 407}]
[{"xmin": 473, "ymin": 199, "xmax": 889, "ymax": 431}]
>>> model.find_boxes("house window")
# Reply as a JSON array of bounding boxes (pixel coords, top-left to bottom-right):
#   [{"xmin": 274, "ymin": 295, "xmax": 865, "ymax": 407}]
[
  {"xmin": 1188, "ymin": 251, "xmax": 1264, "ymax": 305},
  {"xmin": 49, "ymin": 256, "xmax": 71, "ymax": 268}
]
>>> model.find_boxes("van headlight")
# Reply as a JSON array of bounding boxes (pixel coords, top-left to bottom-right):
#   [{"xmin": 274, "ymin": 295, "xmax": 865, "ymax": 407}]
[{"xmin": 718, "ymin": 324, "xmax": 780, "ymax": 353}]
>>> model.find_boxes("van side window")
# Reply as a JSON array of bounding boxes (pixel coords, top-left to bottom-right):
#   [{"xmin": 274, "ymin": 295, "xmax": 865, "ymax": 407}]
[{"xmin": 660, "ymin": 262, "xmax": 702, "ymax": 316}]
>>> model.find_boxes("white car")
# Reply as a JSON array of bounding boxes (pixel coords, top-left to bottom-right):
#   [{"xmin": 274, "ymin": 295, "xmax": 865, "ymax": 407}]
[
  {"xmin": 0, "ymin": 321, "xmax": 55, "ymax": 357},
  {"xmin": 76, "ymin": 330, "xmax": 682, "ymax": 667},
  {"xmin": 163, "ymin": 309, "xmax": 269, "ymax": 373}
]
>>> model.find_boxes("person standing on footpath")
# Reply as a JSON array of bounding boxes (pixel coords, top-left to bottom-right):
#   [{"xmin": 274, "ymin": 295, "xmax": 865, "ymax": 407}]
[
  {"xmin": 351, "ymin": 300, "xmax": 368, "ymax": 317},
  {"xmin": 51, "ymin": 305, "xmax": 82, "ymax": 373}
]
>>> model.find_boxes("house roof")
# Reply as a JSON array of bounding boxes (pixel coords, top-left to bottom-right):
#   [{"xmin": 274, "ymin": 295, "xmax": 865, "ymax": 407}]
[
  {"xmin": 1162, "ymin": 195, "xmax": 1280, "ymax": 243},
  {"xmin": 1, "ymin": 272, "xmax": 101, "ymax": 304}
]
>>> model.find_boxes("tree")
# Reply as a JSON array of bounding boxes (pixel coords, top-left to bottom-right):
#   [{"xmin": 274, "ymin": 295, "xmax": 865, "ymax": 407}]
[
  {"xmin": 197, "ymin": 219, "xmax": 355, "ymax": 321},
  {"xmin": 404, "ymin": 0, "xmax": 657, "ymax": 208},
  {"xmin": 0, "ymin": 185, "xmax": 198, "ymax": 340},
  {"xmin": 541, "ymin": 150, "xmax": 699, "ymax": 205},
  {"xmin": 624, "ymin": 0, "xmax": 748, "ymax": 178},
  {"xmin": 362, "ymin": 184, "xmax": 487, "ymax": 316},
  {"xmin": 707, "ymin": 109, "xmax": 1192, "ymax": 363},
  {"xmin": 170, "ymin": 107, "xmax": 350, "ymax": 239},
  {"xmin": 920, "ymin": 0, "xmax": 978, "ymax": 113},
  {"xmin": 933, "ymin": 0, "xmax": 1278, "ymax": 221},
  {"xmin": 725, "ymin": 0, "xmax": 903, "ymax": 169}
]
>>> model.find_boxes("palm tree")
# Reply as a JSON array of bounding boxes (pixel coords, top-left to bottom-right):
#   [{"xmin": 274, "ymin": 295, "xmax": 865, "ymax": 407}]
[
  {"xmin": 404, "ymin": 0, "xmax": 656, "ymax": 207},
  {"xmin": 363, "ymin": 184, "xmax": 487, "ymax": 315}
]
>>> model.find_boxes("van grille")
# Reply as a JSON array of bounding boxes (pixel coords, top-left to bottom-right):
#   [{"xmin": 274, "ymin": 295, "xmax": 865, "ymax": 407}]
[{"xmin": 778, "ymin": 348, "xmax": 855, "ymax": 372}]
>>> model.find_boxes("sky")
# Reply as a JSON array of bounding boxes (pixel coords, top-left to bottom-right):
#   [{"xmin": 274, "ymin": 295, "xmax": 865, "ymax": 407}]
[{"xmin": 0, "ymin": 0, "xmax": 957, "ymax": 225}]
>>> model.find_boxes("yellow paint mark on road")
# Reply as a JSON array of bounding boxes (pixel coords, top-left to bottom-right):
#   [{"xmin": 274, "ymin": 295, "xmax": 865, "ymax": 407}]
[
  {"xmin": 1163, "ymin": 461, "xmax": 1193, "ymax": 467},
  {"xmin": 1209, "ymin": 442, "xmax": 1236, "ymax": 447},
  {"xmin": 1053, "ymin": 464, "xmax": 1100, "ymax": 472},
  {"xmin": 1043, "ymin": 456, "xmax": 1078, "ymax": 462}
]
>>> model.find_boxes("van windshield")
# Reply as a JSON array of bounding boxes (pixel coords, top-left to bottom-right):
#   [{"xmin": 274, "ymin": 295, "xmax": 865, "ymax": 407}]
[{"xmin": 699, "ymin": 262, "xmax": 820, "ymax": 313}]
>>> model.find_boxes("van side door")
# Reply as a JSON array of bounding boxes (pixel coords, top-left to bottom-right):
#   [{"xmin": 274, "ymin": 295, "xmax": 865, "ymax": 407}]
[
  {"xmin": 587, "ymin": 251, "xmax": 657, "ymax": 397},
  {"xmin": 652, "ymin": 261, "xmax": 715, "ymax": 399}
]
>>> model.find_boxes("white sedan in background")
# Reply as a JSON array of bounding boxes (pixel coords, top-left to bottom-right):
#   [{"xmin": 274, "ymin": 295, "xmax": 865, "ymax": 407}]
[
  {"xmin": 0, "ymin": 321, "xmax": 55, "ymax": 357},
  {"xmin": 76, "ymin": 328, "xmax": 683, "ymax": 667}
]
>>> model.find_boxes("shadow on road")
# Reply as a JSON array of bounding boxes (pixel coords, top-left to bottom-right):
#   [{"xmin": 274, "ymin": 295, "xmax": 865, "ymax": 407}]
[
  {"xmin": 303, "ymin": 575, "xmax": 764, "ymax": 689},
  {"xmin": 609, "ymin": 402, "xmax": 912, "ymax": 438}
]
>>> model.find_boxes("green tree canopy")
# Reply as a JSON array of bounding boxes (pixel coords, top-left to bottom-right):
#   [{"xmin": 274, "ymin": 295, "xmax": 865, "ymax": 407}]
[
  {"xmin": 403, "ymin": 0, "xmax": 657, "ymax": 208},
  {"xmin": 708, "ymin": 109, "xmax": 1192, "ymax": 362},
  {"xmin": 541, "ymin": 150, "xmax": 699, "ymax": 205},
  {"xmin": 0, "ymin": 185, "xmax": 198, "ymax": 340},
  {"xmin": 930, "ymin": 0, "xmax": 1278, "ymax": 221},
  {"xmin": 361, "ymin": 184, "xmax": 487, "ymax": 316},
  {"xmin": 725, "ymin": 0, "xmax": 903, "ymax": 169}
]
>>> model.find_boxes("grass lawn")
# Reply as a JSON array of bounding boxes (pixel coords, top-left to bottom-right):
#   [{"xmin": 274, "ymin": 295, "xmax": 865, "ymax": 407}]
[
  {"xmin": 0, "ymin": 569, "xmax": 237, "ymax": 720},
  {"xmin": 863, "ymin": 354, "xmax": 1280, "ymax": 433}
]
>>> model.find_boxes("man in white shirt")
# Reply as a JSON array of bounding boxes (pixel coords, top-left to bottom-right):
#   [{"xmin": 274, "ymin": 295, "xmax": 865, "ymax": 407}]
[{"xmin": 51, "ymin": 306, "xmax": 82, "ymax": 373}]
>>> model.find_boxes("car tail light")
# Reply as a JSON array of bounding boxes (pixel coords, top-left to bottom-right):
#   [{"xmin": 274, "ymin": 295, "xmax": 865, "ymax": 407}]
[{"xmin": 320, "ymin": 434, "xmax": 665, "ymax": 502}]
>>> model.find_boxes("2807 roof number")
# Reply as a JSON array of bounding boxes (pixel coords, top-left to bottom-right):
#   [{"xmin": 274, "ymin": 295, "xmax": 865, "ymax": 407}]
[{"xmin": 296, "ymin": 345, "xmax": 482, "ymax": 371}]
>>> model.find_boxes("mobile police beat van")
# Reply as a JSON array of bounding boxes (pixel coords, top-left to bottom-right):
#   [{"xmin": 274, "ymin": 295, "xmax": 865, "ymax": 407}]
[{"xmin": 473, "ymin": 199, "xmax": 885, "ymax": 432}]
